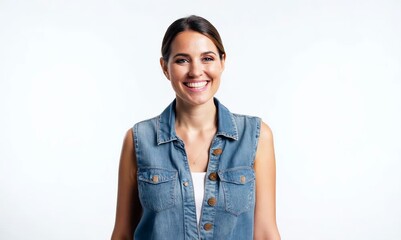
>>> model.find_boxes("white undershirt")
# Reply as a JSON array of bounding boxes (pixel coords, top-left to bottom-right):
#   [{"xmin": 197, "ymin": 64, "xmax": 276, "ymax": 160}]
[{"xmin": 191, "ymin": 172, "xmax": 206, "ymax": 225}]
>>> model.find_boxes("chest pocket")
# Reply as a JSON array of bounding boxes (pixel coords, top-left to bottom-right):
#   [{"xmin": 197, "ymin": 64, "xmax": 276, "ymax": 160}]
[
  {"xmin": 218, "ymin": 167, "xmax": 255, "ymax": 216},
  {"xmin": 137, "ymin": 168, "xmax": 177, "ymax": 212}
]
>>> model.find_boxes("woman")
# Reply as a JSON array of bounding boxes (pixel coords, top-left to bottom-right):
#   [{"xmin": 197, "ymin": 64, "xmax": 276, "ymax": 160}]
[{"xmin": 111, "ymin": 15, "xmax": 280, "ymax": 240}]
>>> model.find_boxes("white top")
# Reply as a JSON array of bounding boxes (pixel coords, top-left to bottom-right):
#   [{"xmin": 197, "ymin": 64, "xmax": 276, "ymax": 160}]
[{"xmin": 191, "ymin": 172, "xmax": 206, "ymax": 225}]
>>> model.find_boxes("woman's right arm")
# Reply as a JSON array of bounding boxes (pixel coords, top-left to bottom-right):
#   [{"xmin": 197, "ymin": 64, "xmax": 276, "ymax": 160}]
[{"xmin": 111, "ymin": 129, "xmax": 142, "ymax": 240}]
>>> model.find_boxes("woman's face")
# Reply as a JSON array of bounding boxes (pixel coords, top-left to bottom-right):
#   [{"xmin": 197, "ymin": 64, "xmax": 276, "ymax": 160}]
[{"xmin": 161, "ymin": 30, "xmax": 225, "ymax": 107}]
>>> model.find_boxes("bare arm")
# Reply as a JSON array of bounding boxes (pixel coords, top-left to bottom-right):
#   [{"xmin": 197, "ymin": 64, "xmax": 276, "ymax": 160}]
[
  {"xmin": 254, "ymin": 122, "xmax": 281, "ymax": 240},
  {"xmin": 111, "ymin": 129, "xmax": 142, "ymax": 240}
]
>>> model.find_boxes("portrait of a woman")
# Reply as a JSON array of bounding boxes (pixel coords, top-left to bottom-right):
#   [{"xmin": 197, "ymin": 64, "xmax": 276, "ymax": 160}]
[{"xmin": 111, "ymin": 15, "xmax": 280, "ymax": 240}]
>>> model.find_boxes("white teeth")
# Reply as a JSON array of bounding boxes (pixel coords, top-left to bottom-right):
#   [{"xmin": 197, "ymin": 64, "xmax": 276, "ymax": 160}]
[{"xmin": 185, "ymin": 81, "xmax": 207, "ymax": 88}]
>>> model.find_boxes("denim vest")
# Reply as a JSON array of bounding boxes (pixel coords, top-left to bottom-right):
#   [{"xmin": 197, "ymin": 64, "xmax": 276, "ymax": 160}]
[{"xmin": 133, "ymin": 98, "xmax": 261, "ymax": 240}]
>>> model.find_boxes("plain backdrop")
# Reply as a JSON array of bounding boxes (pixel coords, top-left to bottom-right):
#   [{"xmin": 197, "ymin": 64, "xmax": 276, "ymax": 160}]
[{"xmin": 1, "ymin": 0, "xmax": 400, "ymax": 239}]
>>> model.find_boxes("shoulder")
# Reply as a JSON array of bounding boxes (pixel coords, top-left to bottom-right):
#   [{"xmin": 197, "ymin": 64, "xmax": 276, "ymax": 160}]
[
  {"xmin": 123, "ymin": 128, "xmax": 134, "ymax": 146},
  {"xmin": 132, "ymin": 115, "xmax": 161, "ymax": 134},
  {"xmin": 232, "ymin": 112, "xmax": 260, "ymax": 120},
  {"xmin": 121, "ymin": 128, "xmax": 135, "ymax": 158},
  {"xmin": 231, "ymin": 113, "xmax": 261, "ymax": 128},
  {"xmin": 231, "ymin": 113, "xmax": 264, "ymax": 137},
  {"xmin": 258, "ymin": 121, "xmax": 273, "ymax": 143},
  {"xmin": 255, "ymin": 121, "xmax": 274, "ymax": 163},
  {"xmin": 254, "ymin": 121, "xmax": 275, "ymax": 178}
]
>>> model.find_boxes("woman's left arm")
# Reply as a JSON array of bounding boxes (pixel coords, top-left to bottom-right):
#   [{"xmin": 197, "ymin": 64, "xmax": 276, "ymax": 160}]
[{"xmin": 253, "ymin": 121, "xmax": 281, "ymax": 240}]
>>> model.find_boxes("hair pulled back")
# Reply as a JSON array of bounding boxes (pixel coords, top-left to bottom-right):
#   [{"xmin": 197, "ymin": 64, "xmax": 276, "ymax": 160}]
[{"xmin": 161, "ymin": 15, "xmax": 225, "ymax": 62}]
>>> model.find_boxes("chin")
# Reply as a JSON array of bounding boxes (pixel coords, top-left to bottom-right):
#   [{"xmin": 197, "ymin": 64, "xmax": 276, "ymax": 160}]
[{"xmin": 177, "ymin": 94, "xmax": 215, "ymax": 107}]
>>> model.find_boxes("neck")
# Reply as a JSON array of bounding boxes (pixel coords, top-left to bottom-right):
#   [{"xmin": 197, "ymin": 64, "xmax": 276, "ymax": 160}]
[{"xmin": 175, "ymin": 98, "xmax": 217, "ymax": 132}]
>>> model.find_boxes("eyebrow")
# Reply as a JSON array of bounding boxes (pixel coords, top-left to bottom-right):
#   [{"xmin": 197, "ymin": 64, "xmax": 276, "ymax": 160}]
[{"xmin": 172, "ymin": 51, "xmax": 217, "ymax": 58}]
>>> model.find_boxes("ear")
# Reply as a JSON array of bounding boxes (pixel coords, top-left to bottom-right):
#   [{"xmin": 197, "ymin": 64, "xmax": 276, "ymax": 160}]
[{"xmin": 160, "ymin": 57, "xmax": 170, "ymax": 80}]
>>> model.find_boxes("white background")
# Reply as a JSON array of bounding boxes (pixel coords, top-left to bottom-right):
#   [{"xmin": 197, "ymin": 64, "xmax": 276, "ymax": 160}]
[{"xmin": 1, "ymin": 0, "xmax": 400, "ymax": 239}]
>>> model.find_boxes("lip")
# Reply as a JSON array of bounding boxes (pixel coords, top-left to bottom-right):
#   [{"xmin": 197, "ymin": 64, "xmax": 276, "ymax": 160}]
[{"xmin": 183, "ymin": 80, "xmax": 210, "ymax": 92}]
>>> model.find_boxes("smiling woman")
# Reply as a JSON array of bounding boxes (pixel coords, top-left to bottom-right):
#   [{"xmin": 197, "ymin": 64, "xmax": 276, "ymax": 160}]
[{"xmin": 111, "ymin": 15, "xmax": 280, "ymax": 240}]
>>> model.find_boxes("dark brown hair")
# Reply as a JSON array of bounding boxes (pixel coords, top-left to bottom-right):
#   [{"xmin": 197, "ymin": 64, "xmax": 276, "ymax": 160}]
[{"xmin": 161, "ymin": 15, "xmax": 225, "ymax": 62}]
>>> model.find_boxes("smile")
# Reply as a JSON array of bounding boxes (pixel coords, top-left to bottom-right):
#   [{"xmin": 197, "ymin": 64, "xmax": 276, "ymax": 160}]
[{"xmin": 184, "ymin": 81, "xmax": 209, "ymax": 89}]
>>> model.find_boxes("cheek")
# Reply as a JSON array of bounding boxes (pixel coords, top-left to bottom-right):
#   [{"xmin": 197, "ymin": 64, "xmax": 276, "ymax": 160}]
[
  {"xmin": 169, "ymin": 66, "xmax": 186, "ymax": 80},
  {"xmin": 207, "ymin": 64, "xmax": 223, "ymax": 77}
]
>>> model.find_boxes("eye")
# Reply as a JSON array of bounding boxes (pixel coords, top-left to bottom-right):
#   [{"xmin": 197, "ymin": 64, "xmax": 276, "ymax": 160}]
[
  {"xmin": 202, "ymin": 56, "xmax": 214, "ymax": 62},
  {"xmin": 175, "ymin": 58, "xmax": 189, "ymax": 64}
]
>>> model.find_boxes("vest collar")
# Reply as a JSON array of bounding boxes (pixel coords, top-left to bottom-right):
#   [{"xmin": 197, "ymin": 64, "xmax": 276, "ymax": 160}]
[{"xmin": 157, "ymin": 98, "xmax": 238, "ymax": 145}]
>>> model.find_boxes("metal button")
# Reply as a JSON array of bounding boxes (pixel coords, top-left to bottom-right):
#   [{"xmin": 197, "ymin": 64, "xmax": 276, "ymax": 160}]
[
  {"xmin": 240, "ymin": 175, "xmax": 246, "ymax": 184},
  {"xmin": 183, "ymin": 181, "xmax": 189, "ymax": 187},
  {"xmin": 207, "ymin": 197, "xmax": 217, "ymax": 206},
  {"xmin": 212, "ymin": 148, "xmax": 223, "ymax": 156},
  {"xmin": 208, "ymin": 172, "xmax": 218, "ymax": 181},
  {"xmin": 152, "ymin": 175, "xmax": 159, "ymax": 183},
  {"xmin": 204, "ymin": 223, "xmax": 213, "ymax": 231}
]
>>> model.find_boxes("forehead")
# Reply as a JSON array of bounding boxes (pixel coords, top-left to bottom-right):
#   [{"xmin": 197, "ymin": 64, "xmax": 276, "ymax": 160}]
[{"xmin": 170, "ymin": 30, "xmax": 218, "ymax": 55}]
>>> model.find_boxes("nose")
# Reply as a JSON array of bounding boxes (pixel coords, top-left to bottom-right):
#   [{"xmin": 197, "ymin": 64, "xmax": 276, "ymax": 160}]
[{"xmin": 188, "ymin": 60, "xmax": 203, "ymax": 78}]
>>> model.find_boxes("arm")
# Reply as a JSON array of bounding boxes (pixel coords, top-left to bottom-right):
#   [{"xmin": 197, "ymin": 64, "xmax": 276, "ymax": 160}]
[
  {"xmin": 254, "ymin": 122, "xmax": 281, "ymax": 240},
  {"xmin": 111, "ymin": 129, "xmax": 142, "ymax": 240}
]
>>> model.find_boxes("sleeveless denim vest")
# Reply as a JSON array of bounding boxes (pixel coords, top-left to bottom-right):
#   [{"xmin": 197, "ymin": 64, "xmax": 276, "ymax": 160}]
[{"xmin": 133, "ymin": 98, "xmax": 261, "ymax": 240}]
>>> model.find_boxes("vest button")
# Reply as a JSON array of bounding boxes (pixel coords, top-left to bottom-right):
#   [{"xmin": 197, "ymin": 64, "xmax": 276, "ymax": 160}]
[
  {"xmin": 207, "ymin": 197, "xmax": 217, "ymax": 206},
  {"xmin": 183, "ymin": 181, "xmax": 189, "ymax": 187},
  {"xmin": 212, "ymin": 148, "xmax": 223, "ymax": 156},
  {"xmin": 240, "ymin": 175, "xmax": 246, "ymax": 184},
  {"xmin": 204, "ymin": 223, "xmax": 213, "ymax": 231},
  {"xmin": 152, "ymin": 175, "xmax": 159, "ymax": 183},
  {"xmin": 208, "ymin": 172, "xmax": 218, "ymax": 181}
]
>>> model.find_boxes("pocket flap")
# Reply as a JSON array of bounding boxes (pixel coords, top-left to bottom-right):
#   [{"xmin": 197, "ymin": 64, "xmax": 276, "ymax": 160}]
[
  {"xmin": 138, "ymin": 168, "xmax": 177, "ymax": 184},
  {"xmin": 218, "ymin": 167, "xmax": 255, "ymax": 185}
]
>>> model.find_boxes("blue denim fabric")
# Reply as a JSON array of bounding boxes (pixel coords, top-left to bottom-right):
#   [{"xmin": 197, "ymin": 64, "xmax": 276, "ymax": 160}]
[{"xmin": 133, "ymin": 98, "xmax": 261, "ymax": 240}]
